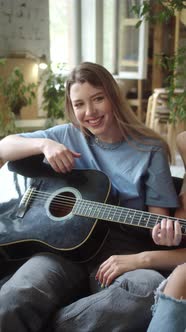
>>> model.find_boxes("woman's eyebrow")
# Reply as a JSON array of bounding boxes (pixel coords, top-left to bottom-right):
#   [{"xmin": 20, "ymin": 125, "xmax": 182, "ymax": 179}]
[
  {"xmin": 90, "ymin": 91, "xmax": 104, "ymax": 99},
  {"xmin": 72, "ymin": 98, "xmax": 82, "ymax": 103},
  {"xmin": 72, "ymin": 91, "xmax": 104, "ymax": 103}
]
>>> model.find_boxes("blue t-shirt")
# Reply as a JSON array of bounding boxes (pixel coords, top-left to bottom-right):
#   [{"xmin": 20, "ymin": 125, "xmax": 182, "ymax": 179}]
[{"xmin": 20, "ymin": 123, "xmax": 179, "ymax": 212}]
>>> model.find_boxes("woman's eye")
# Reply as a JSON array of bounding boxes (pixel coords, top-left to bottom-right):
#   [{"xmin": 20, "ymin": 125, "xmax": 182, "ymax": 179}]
[
  {"xmin": 74, "ymin": 103, "xmax": 83, "ymax": 109},
  {"xmin": 94, "ymin": 96, "xmax": 104, "ymax": 102}
]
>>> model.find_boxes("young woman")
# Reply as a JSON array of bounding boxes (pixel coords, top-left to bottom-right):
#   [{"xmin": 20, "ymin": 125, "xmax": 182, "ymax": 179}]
[
  {"xmin": 0, "ymin": 62, "xmax": 185, "ymax": 332},
  {"xmin": 147, "ymin": 131, "xmax": 186, "ymax": 332}
]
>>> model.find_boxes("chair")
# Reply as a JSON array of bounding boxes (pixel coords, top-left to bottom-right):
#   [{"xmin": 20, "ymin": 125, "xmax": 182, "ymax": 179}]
[{"xmin": 145, "ymin": 88, "xmax": 185, "ymax": 164}]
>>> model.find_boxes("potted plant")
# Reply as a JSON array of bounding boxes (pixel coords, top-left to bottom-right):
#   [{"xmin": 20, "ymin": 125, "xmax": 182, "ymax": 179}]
[
  {"xmin": 0, "ymin": 105, "xmax": 16, "ymax": 137},
  {"xmin": 40, "ymin": 63, "xmax": 66, "ymax": 127},
  {"xmin": 0, "ymin": 59, "xmax": 37, "ymax": 136},
  {"xmin": 0, "ymin": 63, "xmax": 37, "ymax": 117}
]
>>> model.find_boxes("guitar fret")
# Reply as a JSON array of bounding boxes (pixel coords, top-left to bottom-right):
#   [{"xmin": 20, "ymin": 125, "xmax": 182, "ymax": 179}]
[
  {"xmin": 121, "ymin": 209, "xmax": 126, "ymax": 224},
  {"xmin": 77, "ymin": 201, "xmax": 104, "ymax": 219},
  {"xmin": 131, "ymin": 210, "xmax": 136, "ymax": 224},
  {"xmin": 101, "ymin": 206, "xmax": 112, "ymax": 220},
  {"xmin": 144, "ymin": 213, "xmax": 151, "ymax": 227},
  {"xmin": 97, "ymin": 204, "xmax": 107, "ymax": 219},
  {"xmin": 156, "ymin": 215, "xmax": 162, "ymax": 224},
  {"xmin": 115, "ymin": 207, "xmax": 123, "ymax": 222},
  {"xmin": 137, "ymin": 212, "xmax": 143, "ymax": 226},
  {"xmin": 82, "ymin": 202, "xmax": 94, "ymax": 217},
  {"xmin": 107, "ymin": 206, "xmax": 118, "ymax": 221},
  {"xmin": 132, "ymin": 212, "xmax": 144, "ymax": 226},
  {"xmin": 83, "ymin": 202, "xmax": 91, "ymax": 216},
  {"xmin": 125, "ymin": 210, "xmax": 133, "ymax": 224},
  {"xmin": 89, "ymin": 203, "xmax": 102, "ymax": 218},
  {"xmin": 147, "ymin": 214, "xmax": 160, "ymax": 228},
  {"xmin": 140, "ymin": 212, "xmax": 151, "ymax": 227},
  {"xmin": 74, "ymin": 200, "xmax": 84, "ymax": 215}
]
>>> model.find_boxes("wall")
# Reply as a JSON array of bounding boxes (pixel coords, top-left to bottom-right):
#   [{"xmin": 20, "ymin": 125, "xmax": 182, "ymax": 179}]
[
  {"xmin": 0, "ymin": 0, "xmax": 50, "ymax": 121},
  {"xmin": 0, "ymin": 0, "xmax": 50, "ymax": 59}
]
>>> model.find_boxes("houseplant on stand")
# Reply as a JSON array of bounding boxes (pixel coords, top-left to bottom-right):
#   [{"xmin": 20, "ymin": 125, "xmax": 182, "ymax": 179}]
[
  {"xmin": 40, "ymin": 63, "xmax": 66, "ymax": 127},
  {"xmin": 0, "ymin": 60, "xmax": 37, "ymax": 137}
]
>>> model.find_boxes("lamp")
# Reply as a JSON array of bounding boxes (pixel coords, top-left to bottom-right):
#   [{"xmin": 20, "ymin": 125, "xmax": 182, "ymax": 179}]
[{"xmin": 39, "ymin": 54, "xmax": 48, "ymax": 70}]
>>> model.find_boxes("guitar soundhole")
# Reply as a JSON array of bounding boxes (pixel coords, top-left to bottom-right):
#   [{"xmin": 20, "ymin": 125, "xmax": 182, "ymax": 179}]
[{"xmin": 49, "ymin": 191, "xmax": 75, "ymax": 217}]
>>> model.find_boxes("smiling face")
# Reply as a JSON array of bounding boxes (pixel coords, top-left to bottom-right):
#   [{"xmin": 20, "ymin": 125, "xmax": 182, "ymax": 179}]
[{"xmin": 70, "ymin": 81, "xmax": 121, "ymax": 143}]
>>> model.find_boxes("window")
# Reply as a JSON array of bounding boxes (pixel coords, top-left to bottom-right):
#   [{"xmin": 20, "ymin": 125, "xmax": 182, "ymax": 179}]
[
  {"xmin": 49, "ymin": 0, "xmax": 74, "ymax": 70},
  {"xmin": 49, "ymin": 0, "xmax": 148, "ymax": 78},
  {"xmin": 103, "ymin": 0, "xmax": 116, "ymax": 73},
  {"xmin": 117, "ymin": 0, "xmax": 148, "ymax": 79}
]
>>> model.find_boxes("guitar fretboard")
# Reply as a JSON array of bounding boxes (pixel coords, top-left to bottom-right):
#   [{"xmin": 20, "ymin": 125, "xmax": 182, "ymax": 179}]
[{"xmin": 73, "ymin": 199, "xmax": 186, "ymax": 232}]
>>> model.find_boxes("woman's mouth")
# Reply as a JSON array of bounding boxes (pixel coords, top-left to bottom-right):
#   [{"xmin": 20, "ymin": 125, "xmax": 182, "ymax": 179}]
[{"xmin": 87, "ymin": 116, "xmax": 104, "ymax": 127}]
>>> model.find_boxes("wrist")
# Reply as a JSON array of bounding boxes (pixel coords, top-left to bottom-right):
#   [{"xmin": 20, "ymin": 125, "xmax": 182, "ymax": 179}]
[
  {"xmin": 137, "ymin": 251, "xmax": 152, "ymax": 269},
  {"xmin": 39, "ymin": 138, "xmax": 50, "ymax": 154}
]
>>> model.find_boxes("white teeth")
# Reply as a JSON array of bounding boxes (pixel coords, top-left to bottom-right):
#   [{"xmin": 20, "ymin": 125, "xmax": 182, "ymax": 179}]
[
  {"xmin": 89, "ymin": 120, "xmax": 99, "ymax": 124},
  {"xmin": 88, "ymin": 118, "xmax": 101, "ymax": 125}
]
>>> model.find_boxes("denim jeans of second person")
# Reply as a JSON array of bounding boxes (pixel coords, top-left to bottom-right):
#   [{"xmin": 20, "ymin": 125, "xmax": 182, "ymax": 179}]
[
  {"xmin": 147, "ymin": 279, "xmax": 186, "ymax": 332},
  {"xmin": 49, "ymin": 268, "xmax": 164, "ymax": 332}
]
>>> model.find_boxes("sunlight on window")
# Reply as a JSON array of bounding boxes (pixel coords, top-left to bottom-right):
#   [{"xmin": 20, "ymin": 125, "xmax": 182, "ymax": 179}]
[
  {"xmin": 103, "ymin": 0, "xmax": 115, "ymax": 73},
  {"xmin": 49, "ymin": 0, "xmax": 74, "ymax": 70}
]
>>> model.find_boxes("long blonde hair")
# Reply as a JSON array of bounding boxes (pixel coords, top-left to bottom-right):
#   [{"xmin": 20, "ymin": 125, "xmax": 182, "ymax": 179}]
[{"xmin": 65, "ymin": 62, "xmax": 170, "ymax": 158}]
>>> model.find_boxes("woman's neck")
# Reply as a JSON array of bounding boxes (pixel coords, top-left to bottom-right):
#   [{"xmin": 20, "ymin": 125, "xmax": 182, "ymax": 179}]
[{"xmin": 95, "ymin": 133, "xmax": 123, "ymax": 144}]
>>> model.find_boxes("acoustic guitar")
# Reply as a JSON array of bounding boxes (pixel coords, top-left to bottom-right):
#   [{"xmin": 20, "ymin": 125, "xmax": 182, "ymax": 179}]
[{"xmin": 0, "ymin": 156, "xmax": 185, "ymax": 262}]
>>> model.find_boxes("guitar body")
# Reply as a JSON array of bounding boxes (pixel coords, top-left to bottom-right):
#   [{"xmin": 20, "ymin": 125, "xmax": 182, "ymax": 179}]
[{"xmin": 0, "ymin": 156, "xmax": 115, "ymax": 262}]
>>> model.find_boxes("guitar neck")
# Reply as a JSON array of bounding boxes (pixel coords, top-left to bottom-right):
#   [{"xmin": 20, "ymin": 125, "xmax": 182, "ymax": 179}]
[{"xmin": 73, "ymin": 199, "xmax": 186, "ymax": 232}]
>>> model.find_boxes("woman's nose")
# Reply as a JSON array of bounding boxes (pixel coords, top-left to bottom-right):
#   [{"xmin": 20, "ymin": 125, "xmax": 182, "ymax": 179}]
[{"xmin": 86, "ymin": 103, "xmax": 95, "ymax": 115}]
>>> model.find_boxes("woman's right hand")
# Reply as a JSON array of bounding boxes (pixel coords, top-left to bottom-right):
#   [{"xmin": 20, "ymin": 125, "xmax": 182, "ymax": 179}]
[{"xmin": 42, "ymin": 139, "xmax": 81, "ymax": 173}]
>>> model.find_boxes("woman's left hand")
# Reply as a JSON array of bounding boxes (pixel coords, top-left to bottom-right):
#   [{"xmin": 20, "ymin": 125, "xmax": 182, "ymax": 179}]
[
  {"xmin": 95, "ymin": 254, "xmax": 140, "ymax": 287},
  {"xmin": 152, "ymin": 219, "xmax": 182, "ymax": 246}
]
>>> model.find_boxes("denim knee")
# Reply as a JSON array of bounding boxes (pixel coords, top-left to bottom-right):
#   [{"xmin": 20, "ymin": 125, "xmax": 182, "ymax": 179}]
[
  {"xmin": 148, "ymin": 293, "xmax": 186, "ymax": 332},
  {"xmin": 52, "ymin": 269, "xmax": 164, "ymax": 332},
  {"xmin": 116, "ymin": 269, "xmax": 164, "ymax": 297},
  {"xmin": 0, "ymin": 253, "xmax": 88, "ymax": 332}
]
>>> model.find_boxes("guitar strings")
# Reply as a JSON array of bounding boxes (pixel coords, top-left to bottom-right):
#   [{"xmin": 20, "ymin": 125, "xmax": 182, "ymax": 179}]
[
  {"xmin": 29, "ymin": 189, "xmax": 186, "ymax": 227},
  {"xmin": 22, "ymin": 189, "xmax": 186, "ymax": 230}
]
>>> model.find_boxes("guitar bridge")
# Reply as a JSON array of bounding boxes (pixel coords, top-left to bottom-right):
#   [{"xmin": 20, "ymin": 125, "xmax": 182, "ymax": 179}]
[{"xmin": 16, "ymin": 186, "xmax": 36, "ymax": 218}]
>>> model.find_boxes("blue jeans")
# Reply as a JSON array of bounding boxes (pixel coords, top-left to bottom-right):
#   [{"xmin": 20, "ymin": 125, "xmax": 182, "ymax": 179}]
[
  {"xmin": 0, "ymin": 252, "xmax": 164, "ymax": 332},
  {"xmin": 147, "ymin": 279, "xmax": 186, "ymax": 332}
]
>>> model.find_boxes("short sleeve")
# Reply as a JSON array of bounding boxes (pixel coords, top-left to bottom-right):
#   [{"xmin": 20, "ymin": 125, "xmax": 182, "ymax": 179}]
[
  {"xmin": 145, "ymin": 148, "xmax": 179, "ymax": 208},
  {"xmin": 19, "ymin": 124, "xmax": 69, "ymax": 142}
]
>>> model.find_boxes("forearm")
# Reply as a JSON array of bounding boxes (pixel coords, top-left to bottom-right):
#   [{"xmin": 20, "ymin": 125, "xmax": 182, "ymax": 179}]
[
  {"xmin": 0, "ymin": 135, "xmax": 46, "ymax": 162},
  {"xmin": 139, "ymin": 248, "xmax": 186, "ymax": 271}
]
